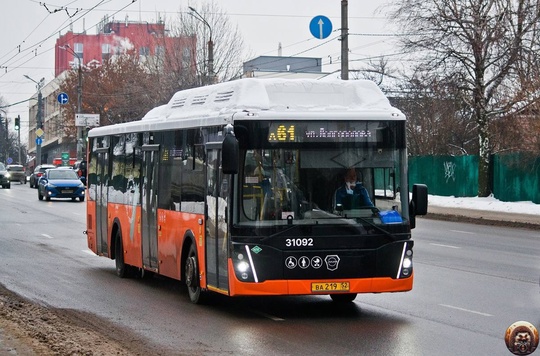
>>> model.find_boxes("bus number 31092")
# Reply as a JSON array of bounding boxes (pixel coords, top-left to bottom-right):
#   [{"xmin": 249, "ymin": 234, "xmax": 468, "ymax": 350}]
[{"xmin": 285, "ymin": 238, "xmax": 314, "ymax": 247}]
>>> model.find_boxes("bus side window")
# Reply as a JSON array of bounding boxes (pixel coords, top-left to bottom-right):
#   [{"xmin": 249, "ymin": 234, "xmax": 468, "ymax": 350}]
[{"xmin": 181, "ymin": 143, "xmax": 205, "ymax": 215}]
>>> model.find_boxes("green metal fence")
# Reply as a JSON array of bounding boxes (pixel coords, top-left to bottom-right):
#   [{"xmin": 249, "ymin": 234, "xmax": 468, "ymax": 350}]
[
  {"xmin": 409, "ymin": 154, "xmax": 540, "ymax": 203},
  {"xmin": 409, "ymin": 155, "xmax": 478, "ymax": 197},
  {"xmin": 492, "ymin": 153, "xmax": 540, "ymax": 204}
]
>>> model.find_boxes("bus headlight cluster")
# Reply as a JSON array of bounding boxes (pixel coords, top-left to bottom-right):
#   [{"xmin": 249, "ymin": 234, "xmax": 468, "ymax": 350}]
[
  {"xmin": 397, "ymin": 245, "xmax": 413, "ymax": 278},
  {"xmin": 234, "ymin": 247, "xmax": 259, "ymax": 282}
]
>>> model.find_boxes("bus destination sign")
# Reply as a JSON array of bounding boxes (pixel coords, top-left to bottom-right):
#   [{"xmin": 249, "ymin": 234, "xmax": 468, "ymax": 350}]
[{"xmin": 267, "ymin": 122, "xmax": 380, "ymax": 143}]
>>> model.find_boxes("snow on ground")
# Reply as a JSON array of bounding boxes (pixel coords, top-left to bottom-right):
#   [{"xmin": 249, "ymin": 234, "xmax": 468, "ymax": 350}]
[{"xmin": 429, "ymin": 195, "xmax": 540, "ymax": 215}]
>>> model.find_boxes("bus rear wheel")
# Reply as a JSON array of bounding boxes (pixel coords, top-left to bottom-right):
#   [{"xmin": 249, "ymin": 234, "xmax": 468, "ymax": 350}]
[
  {"xmin": 330, "ymin": 293, "xmax": 357, "ymax": 303},
  {"xmin": 185, "ymin": 244, "xmax": 204, "ymax": 304},
  {"xmin": 115, "ymin": 231, "xmax": 132, "ymax": 278}
]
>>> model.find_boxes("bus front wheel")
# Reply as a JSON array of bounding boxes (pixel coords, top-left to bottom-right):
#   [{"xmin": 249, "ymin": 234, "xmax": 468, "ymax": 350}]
[{"xmin": 185, "ymin": 244, "xmax": 204, "ymax": 304}]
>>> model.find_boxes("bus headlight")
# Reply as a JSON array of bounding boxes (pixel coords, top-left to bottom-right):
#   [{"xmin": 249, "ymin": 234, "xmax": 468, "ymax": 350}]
[
  {"xmin": 402, "ymin": 257, "xmax": 412, "ymax": 269},
  {"xmin": 236, "ymin": 261, "xmax": 250, "ymax": 273}
]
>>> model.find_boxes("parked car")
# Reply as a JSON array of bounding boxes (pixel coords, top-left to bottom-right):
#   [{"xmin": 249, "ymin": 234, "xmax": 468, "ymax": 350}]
[
  {"xmin": 37, "ymin": 167, "xmax": 86, "ymax": 202},
  {"xmin": 6, "ymin": 164, "xmax": 26, "ymax": 184},
  {"xmin": 29, "ymin": 164, "xmax": 56, "ymax": 188},
  {"xmin": 0, "ymin": 163, "xmax": 11, "ymax": 189}
]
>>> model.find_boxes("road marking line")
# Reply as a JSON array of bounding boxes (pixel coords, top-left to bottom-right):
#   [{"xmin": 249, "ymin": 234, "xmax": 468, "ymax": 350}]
[
  {"xmin": 41, "ymin": 234, "xmax": 53, "ymax": 239},
  {"xmin": 439, "ymin": 304, "xmax": 493, "ymax": 317},
  {"xmin": 450, "ymin": 229, "xmax": 475, "ymax": 235},
  {"xmin": 430, "ymin": 243, "xmax": 460, "ymax": 249}
]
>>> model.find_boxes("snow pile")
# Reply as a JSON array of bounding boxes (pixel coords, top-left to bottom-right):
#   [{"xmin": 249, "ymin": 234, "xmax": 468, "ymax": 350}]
[{"xmin": 428, "ymin": 194, "xmax": 540, "ymax": 215}]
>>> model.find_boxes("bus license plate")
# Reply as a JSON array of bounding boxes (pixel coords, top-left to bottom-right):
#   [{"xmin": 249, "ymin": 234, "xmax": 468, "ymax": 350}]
[{"xmin": 311, "ymin": 282, "xmax": 350, "ymax": 293}]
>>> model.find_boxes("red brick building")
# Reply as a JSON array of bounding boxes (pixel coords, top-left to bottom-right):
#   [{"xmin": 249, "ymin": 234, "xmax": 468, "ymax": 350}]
[{"xmin": 55, "ymin": 19, "xmax": 196, "ymax": 76}]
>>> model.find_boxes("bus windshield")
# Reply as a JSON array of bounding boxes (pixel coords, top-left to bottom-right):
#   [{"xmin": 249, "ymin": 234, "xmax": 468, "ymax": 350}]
[{"xmin": 238, "ymin": 146, "xmax": 408, "ymax": 227}]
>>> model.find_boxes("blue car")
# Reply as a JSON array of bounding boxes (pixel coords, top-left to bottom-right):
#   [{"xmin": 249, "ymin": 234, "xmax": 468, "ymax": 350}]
[{"xmin": 37, "ymin": 168, "xmax": 85, "ymax": 202}]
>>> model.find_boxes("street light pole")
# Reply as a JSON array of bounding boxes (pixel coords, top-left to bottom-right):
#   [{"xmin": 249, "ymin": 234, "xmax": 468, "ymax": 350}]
[
  {"xmin": 60, "ymin": 45, "xmax": 83, "ymax": 160},
  {"xmin": 189, "ymin": 6, "xmax": 214, "ymax": 85},
  {"xmin": 24, "ymin": 75, "xmax": 45, "ymax": 166},
  {"xmin": 16, "ymin": 115, "xmax": 21, "ymax": 165}
]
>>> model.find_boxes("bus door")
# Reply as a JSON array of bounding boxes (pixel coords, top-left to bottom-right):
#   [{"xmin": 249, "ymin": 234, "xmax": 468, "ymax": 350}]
[
  {"xmin": 95, "ymin": 147, "xmax": 109, "ymax": 256},
  {"xmin": 205, "ymin": 144, "xmax": 229, "ymax": 292},
  {"xmin": 141, "ymin": 144, "xmax": 160, "ymax": 272}
]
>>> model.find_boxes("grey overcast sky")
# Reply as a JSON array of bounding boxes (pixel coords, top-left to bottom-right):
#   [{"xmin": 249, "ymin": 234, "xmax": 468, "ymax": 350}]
[{"xmin": 0, "ymin": 0, "xmax": 396, "ymax": 142}]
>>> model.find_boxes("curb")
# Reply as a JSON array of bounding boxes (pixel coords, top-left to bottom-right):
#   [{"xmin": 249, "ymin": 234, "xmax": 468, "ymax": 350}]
[{"xmin": 422, "ymin": 207, "xmax": 540, "ymax": 230}]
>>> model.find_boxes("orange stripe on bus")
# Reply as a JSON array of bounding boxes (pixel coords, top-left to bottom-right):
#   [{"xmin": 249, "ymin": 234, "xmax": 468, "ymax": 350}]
[{"xmin": 227, "ymin": 261, "xmax": 412, "ymax": 296}]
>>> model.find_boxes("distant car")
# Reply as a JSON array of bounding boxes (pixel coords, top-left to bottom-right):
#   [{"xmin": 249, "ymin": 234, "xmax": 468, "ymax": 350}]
[
  {"xmin": 6, "ymin": 164, "xmax": 26, "ymax": 184},
  {"xmin": 37, "ymin": 168, "xmax": 85, "ymax": 202},
  {"xmin": 0, "ymin": 163, "xmax": 11, "ymax": 189},
  {"xmin": 29, "ymin": 164, "xmax": 56, "ymax": 188}
]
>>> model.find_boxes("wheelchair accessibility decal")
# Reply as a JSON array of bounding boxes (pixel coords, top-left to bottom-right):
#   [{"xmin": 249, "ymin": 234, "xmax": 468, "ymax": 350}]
[{"xmin": 285, "ymin": 255, "xmax": 340, "ymax": 271}]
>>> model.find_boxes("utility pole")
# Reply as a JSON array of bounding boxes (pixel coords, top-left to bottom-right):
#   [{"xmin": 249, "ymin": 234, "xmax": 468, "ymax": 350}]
[
  {"xmin": 37, "ymin": 90, "xmax": 43, "ymax": 165},
  {"xmin": 1, "ymin": 113, "xmax": 7, "ymax": 162},
  {"xmin": 76, "ymin": 55, "xmax": 83, "ymax": 160},
  {"xmin": 25, "ymin": 75, "xmax": 45, "ymax": 166},
  {"xmin": 15, "ymin": 115, "xmax": 21, "ymax": 164},
  {"xmin": 340, "ymin": 0, "xmax": 349, "ymax": 80},
  {"xmin": 60, "ymin": 45, "xmax": 83, "ymax": 160}
]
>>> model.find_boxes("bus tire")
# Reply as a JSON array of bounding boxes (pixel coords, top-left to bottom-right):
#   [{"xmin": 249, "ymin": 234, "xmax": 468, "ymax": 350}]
[
  {"xmin": 330, "ymin": 293, "xmax": 357, "ymax": 303},
  {"xmin": 185, "ymin": 244, "xmax": 205, "ymax": 304},
  {"xmin": 115, "ymin": 231, "xmax": 130, "ymax": 278}
]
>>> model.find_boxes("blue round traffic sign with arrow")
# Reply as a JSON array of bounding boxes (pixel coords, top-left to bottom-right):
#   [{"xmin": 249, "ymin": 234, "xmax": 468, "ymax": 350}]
[
  {"xmin": 309, "ymin": 15, "xmax": 333, "ymax": 40},
  {"xmin": 58, "ymin": 92, "xmax": 69, "ymax": 105}
]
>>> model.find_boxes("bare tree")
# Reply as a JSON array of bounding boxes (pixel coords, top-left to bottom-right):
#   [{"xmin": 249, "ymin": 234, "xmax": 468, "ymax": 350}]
[
  {"xmin": 386, "ymin": 0, "xmax": 540, "ymax": 196},
  {"xmin": 350, "ymin": 58, "xmax": 397, "ymax": 87},
  {"xmin": 170, "ymin": 1, "xmax": 247, "ymax": 85},
  {"xmin": 390, "ymin": 69, "xmax": 477, "ymax": 156},
  {"xmin": 59, "ymin": 53, "xmax": 160, "ymax": 135}
]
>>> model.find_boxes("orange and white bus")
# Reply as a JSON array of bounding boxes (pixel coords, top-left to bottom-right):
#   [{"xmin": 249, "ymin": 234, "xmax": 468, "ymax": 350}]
[{"xmin": 85, "ymin": 78, "xmax": 427, "ymax": 303}]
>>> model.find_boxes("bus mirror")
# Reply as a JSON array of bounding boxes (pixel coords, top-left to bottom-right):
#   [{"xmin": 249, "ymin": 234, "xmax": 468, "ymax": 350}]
[
  {"xmin": 222, "ymin": 132, "xmax": 239, "ymax": 174},
  {"xmin": 411, "ymin": 184, "xmax": 428, "ymax": 216}
]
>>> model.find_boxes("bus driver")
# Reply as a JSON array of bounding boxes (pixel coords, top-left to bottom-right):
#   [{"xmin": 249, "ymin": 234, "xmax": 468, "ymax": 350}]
[{"xmin": 335, "ymin": 168, "xmax": 373, "ymax": 210}]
